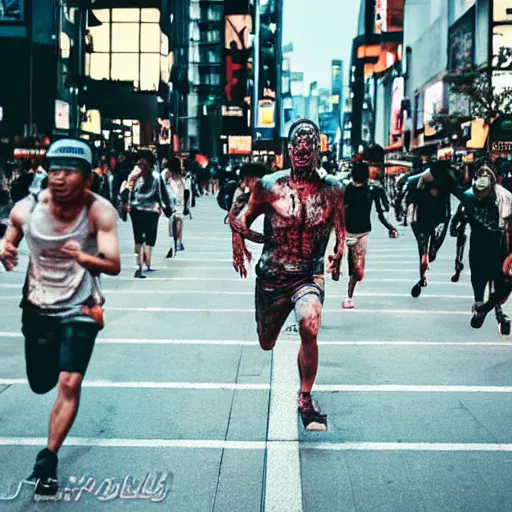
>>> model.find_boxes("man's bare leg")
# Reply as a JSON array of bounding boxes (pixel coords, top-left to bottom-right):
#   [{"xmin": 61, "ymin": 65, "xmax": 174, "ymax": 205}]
[
  {"xmin": 48, "ymin": 372, "xmax": 83, "ymax": 453},
  {"xmin": 294, "ymin": 292, "xmax": 327, "ymax": 431}
]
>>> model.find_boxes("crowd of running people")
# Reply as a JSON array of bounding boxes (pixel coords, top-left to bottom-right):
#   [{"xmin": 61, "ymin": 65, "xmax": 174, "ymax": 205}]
[{"xmin": 1, "ymin": 123, "xmax": 512, "ymax": 495}]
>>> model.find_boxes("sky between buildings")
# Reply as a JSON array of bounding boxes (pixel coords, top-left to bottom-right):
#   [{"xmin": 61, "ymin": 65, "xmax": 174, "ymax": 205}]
[{"xmin": 283, "ymin": 0, "xmax": 359, "ymax": 93}]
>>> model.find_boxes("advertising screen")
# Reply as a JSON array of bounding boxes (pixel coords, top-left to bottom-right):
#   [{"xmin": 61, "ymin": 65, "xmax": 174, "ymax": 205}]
[
  {"xmin": 494, "ymin": 0, "xmax": 512, "ymax": 22},
  {"xmin": 257, "ymin": 99, "xmax": 275, "ymax": 128},
  {"xmin": 228, "ymin": 135, "xmax": 252, "ymax": 155},
  {"xmin": 0, "ymin": 0, "xmax": 23, "ymax": 22},
  {"xmin": 375, "ymin": 0, "xmax": 388, "ymax": 33},
  {"xmin": 493, "ymin": 25, "xmax": 512, "ymax": 70},
  {"xmin": 423, "ymin": 81, "xmax": 444, "ymax": 125},
  {"xmin": 224, "ymin": 15, "xmax": 252, "ymax": 105},
  {"xmin": 55, "ymin": 100, "xmax": 70, "ymax": 131},
  {"xmin": 390, "ymin": 77, "xmax": 405, "ymax": 136},
  {"xmin": 448, "ymin": 7, "xmax": 475, "ymax": 73}
]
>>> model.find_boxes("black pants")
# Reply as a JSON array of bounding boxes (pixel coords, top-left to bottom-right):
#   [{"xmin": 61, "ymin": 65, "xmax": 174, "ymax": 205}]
[
  {"xmin": 130, "ymin": 209, "xmax": 159, "ymax": 246},
  {"xmin": 470, "ymin": 233, "xmax": 509, "ymax": 303},
  {"xmin": 411, "ymin": 221, "xmax": 448, "ymax": 259},
  {"xmin": 22, "ymin": 309, "xmax": 99, "ymax": 395}
]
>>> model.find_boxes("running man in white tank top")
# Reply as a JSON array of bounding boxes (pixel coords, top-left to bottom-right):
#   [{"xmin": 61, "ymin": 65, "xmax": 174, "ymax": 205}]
[{"xmin": 0, "ymin": 139, "xmax": 121, "ymax": 497}]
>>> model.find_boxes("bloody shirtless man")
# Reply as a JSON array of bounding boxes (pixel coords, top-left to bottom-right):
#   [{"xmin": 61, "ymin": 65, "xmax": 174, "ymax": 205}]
[{"xmin": 229, "ymin": 120, "xmax": 345, "ymax": 431}]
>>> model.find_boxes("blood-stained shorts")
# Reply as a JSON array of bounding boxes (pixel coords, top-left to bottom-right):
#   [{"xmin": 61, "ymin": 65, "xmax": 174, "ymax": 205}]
[{"xmin": 255, "ymin": 275, "xmax": 325, "ymax": 337}]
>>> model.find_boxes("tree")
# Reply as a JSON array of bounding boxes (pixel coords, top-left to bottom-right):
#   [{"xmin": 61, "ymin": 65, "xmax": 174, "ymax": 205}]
[
  {"xmin": 444, "ymin": 67, "xmax": 512, "ymax": 123},
  {"xmin": 444, "ymin": 67, "xmax": 512, "ymax": 151}
]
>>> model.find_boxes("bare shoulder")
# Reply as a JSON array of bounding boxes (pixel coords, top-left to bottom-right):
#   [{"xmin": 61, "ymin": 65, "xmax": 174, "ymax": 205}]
[
  {"xmin": 88, "ymin": 192, "xmax": 118, "ymax": 229},
  {"xmin": 10, "ymin": 194, "xmax": 36, "ymax": 227}
]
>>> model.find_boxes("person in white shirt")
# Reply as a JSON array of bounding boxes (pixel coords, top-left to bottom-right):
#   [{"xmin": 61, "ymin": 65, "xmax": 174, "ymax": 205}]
[{"xmin": 162, "ymin": 157, "xmax": 186, "ymax": 258}]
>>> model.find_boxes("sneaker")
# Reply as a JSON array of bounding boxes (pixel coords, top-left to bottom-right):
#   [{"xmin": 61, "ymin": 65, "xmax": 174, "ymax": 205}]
[
  {"xmin": 470, "ymin": 302, "xmax": 486, "ymax": 329},
  {"xmin": 27, "ymin": 449, "xmax": 59, "ymax": 497},
  {"xmin": 177, "ymin": 243, "xmax": 185, "ymax": 251},
  {"xmin": 134, "ymin": 268, "xmax": 146, "ymax": 279},
  {"xmin": 297, "ymin": 393, "xmax": 327, "ymax": 432},
  {"xmin": 298, "ymin": 393, "xmax": 319, "ymax": 416},
  {"xmin": 496, "ymin": 309, "xmax": 511, "ymax": 337},
  {"xmin": 166, "ymin": 248, "xmax": 174, "ymax": 259},
  {"xmin": 342, "ymin": 299, "xmax": 355, "ymax": 309}
]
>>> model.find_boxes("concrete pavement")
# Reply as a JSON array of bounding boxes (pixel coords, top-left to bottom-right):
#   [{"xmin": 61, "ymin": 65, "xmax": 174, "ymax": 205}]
[{"xmin": 0, "ymin": 195, "xmax": 511, "ymax": 511}]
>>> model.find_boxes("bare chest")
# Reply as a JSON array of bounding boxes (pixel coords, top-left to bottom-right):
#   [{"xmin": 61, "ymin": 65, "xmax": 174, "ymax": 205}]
[{"xmin": 270, "ymin": 188, "xmax": 333, "ymax": 230}]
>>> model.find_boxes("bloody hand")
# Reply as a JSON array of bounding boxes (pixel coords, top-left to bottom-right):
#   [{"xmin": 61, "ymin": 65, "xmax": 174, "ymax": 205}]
[{"xmin": 232, "ymin": 232, "xmax": 252, "ymax": 279}]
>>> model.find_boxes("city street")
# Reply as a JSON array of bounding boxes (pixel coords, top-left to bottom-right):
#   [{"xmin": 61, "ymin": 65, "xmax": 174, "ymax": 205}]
[{"xmin": 1, "ymin": 196, "xmax": 512, "ymax": 511}]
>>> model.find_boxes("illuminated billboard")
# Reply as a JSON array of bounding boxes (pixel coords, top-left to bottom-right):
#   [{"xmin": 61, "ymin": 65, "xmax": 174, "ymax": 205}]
[
  {"xmin": 493, "ymin": 25, "xmax": 512, "ymax": 70},
  {"xmin": 375, "ymin": 0, "xmax": 388, "ymax": 33},
  {"xmin": 494, "ymin": 0, "xmax": 512, "ymax": 22},
  {"xmin": 423, "ymin": 81, "xmax": 445, "ymax": 126},
  {"xmin": 55, "ymin": 100, "xmax": 70, "ymax": 131},
  {"xmin": 390, "ymin": 77, "xmax": 404, "ymax": 137},
  {"xmin": 228, "ymin": 135, "xmax": 252, "ymax": 154},
  {"xmin": 224, "ymin": 15, "xmax": 252, "ymax": 105},
  {"xmin": 257, "ymin": 99, "xmax": 275, "ymax": 128}
]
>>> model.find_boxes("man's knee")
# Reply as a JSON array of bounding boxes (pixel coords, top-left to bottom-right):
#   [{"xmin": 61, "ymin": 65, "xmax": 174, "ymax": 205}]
[
  {"xmin": 57, "ymin": 372, "xmax": 83, "ymax": 400},
  {"xmin": 353, "ymin": 267, "xmax": 364, "ymax": 282},
  {"xmin": 298, "ymin": 305, "xmax": 322, "ymax": 343}
]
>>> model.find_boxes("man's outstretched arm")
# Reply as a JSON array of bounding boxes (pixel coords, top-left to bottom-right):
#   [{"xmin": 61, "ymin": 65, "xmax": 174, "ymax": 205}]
[{"xmin": 228, "ymin": 182, "xmax": 267, "ymax": 278}]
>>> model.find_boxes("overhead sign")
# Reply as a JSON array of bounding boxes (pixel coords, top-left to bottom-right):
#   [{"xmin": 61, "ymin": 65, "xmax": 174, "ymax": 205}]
[
  {"xmin": 228, "ymin": 135, "xmax": 252, "ymax": 155},
  {"xmin": 492, "ymin": 141, "xmax": 512, "ymax": 152},
  {"xmin": 55, "ymin": 100, "xmax": 70, "ymax": 131}
]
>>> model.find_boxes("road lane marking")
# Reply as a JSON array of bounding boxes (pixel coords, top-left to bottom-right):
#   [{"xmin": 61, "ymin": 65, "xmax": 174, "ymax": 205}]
[
  {"xmin": 0, "ymin": 379, "xmax": 269, "ymax": 390},
  {"xmin": 264, "ymin": 337, "xmax": 303, "ymax": 512},
  {"xmin": 89, "ymin": 307, "xmax": 474, "ymax": 315},
  {"xmin": 0, "ymin": 291, "xmax": 475, "ymax": 299},
  {"xmin": 302, "ymin": 442, "xmax": 512, "ymax": 452},
  {"xmin": 0, "ymin": 333, "xmax": 508, "ymax": 347},
  {"xmin": 0, "ymin": 333, "xmax": 509, "ymax": 346},
  {"xmin": 1, "ymin": 438, "xmax": 512, "ymax": 453},
  {"xmin": 313, "ymin": 385, "xmax": 512, "ymax": 393},
  {"xmin": 0, "ymin": 437, "xmax": 266, "ymax": 449}
]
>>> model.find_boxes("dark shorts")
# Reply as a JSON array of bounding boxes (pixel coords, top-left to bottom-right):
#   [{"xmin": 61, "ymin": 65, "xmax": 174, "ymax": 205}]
[
  {"xmin": 130, "ymin": 209, "xmax": 159, "ymax": 246},
  {"xmin": 21, "ymin": 309, "xmax": 100, "ymax": 394},
  {"xmin": 255, "ymin": 276, "xmax": 325, "ymax": 335}
]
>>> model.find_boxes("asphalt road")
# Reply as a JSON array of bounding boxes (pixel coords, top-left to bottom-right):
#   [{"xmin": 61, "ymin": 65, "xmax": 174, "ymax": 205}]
[{"xmin": 0, "ymin": 195, "xmax": 512, "ymax": 511}]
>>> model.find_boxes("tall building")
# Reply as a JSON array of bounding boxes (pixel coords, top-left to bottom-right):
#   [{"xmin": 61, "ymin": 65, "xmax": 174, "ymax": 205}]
[
  {"xmin": 0, "ymin": 0, "xmax": 94, "ymax": 158},
  {"xmin": 349, "ymin": 0, "xmax": 404, "ymax": 153},
  {"xmin": 188, "ymin": 0, "xmax": 223, "ymax": 156}
]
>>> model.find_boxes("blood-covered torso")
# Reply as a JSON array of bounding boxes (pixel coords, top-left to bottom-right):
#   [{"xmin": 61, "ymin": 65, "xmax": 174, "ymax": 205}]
[{"xmin": 256, "ymin": 170, "xmax": 341, "ymax": 282}]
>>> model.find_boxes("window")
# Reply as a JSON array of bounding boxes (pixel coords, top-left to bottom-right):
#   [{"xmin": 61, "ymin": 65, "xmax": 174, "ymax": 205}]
[
  {"xmin": 140, "ymin": 54, "xmax": 160, "ymax": 90},
  {"xmin": 88, "ymin": 8, "xmax": 168, "ymax": 91},
  {"xmin": 111, "ymin": 54, "xmax": 139, "ymax": 81},
  {"xmin": 112, "ymin": 23, "xmax": 140, "ymax": 52},
  {"xmin": 112, "ymin": 9, "xmax": 140, "ymax": 22},
  {"xmin": 90, "ymin": 53, "xmax": 110, "ymax": 80},
  {"xmin": 141, "ymin": 9, "xmax": 160, "ymax": 22},
  {"xmin": 90, "ymin": 22, "xmax": 110, "ymax": 52},
  {"xmin": 141, "ymin": 24, "xmax": 160, "ymax": 52}
]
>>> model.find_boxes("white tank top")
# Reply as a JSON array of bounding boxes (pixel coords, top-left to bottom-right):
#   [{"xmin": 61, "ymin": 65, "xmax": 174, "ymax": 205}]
[{"xmin": 22, "ymin": 194, "xmax": 101, "ymax": 316}]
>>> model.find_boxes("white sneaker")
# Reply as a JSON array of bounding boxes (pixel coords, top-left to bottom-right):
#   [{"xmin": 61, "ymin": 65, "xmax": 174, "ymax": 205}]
[{"xmin": 342, "ymin": 299, "xmax": 355, "ymax": 310}]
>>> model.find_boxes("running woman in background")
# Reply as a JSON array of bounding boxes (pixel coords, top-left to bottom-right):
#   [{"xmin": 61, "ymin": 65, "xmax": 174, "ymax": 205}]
[
  {"xmin": 0, "ymin": 139, "xmax": 120, "ymax": 497},
  {"xmin": 162, "ymin": 157, "xmax": 186, "ymax": 258},
  {"xmin": 229, "ymin": 120, "xmax": 345, "ymax": 431},
  {"xmin": 341, "ymin": 161, "xmax": 398, "ymax": 309},
  {"xmin": 121, "ymin": 151, "xmax": 171, "ymax": 278}
]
